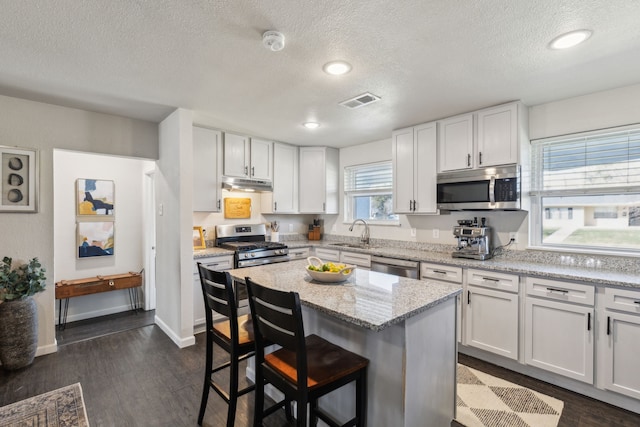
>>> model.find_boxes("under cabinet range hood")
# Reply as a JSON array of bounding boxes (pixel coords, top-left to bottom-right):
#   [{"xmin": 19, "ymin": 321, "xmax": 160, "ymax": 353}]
[{"xmin": 221, "ymin": 176, "xmax": 273, "ymax": 192}]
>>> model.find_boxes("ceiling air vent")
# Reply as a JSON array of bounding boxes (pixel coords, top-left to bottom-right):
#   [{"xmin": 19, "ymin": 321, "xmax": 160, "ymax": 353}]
[{"xmin": 339, "ymin": 92, "xmax": 381, "ymax": 109}]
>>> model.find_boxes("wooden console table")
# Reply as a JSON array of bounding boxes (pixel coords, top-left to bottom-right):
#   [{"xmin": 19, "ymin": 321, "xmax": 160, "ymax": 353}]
[{"xmin": 55, "ymin": 271, "xmax": 143, "ymax": 329}]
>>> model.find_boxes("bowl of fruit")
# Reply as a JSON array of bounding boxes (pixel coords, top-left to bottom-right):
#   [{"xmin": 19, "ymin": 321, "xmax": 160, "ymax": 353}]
[{"xmin": 305, "ymin": 256, "xmax": 356, "ymax": 283}]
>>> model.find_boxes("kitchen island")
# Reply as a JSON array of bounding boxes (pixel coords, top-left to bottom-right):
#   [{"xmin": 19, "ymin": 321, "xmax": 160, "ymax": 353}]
[{"xmin": 228, "ymin": 260, "xmax": 461, "ymax": 427}]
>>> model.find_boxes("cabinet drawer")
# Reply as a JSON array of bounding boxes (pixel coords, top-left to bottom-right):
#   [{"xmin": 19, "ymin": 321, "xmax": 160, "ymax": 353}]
[
  {"xmin": 314, "ymin": 248, "xmax": 340, "ymax": 262},
  {"xmin": 467, "ymin": 269, "xmax": 519, "ymax": 293},
  {"xmin": 603, "ymin": 287, "xmax": 640, "ymax": 314},
  {"xmin": 340, "ymin": 251, "xmax": 371, "ymax": 268},
  {"xmin": 525, "ymin": 276, "xmax": 594, "ymax": 306},
  {"xmin": 421, "ymin": 263, "xmax": 463, "ymax": 284},
  {"xmin": 194, "ymin": 256, "xmax": 234, "ymax": 273},
  {"xmin": 288, "ymin": 247, "xmax": 310, "ymax": 260}
]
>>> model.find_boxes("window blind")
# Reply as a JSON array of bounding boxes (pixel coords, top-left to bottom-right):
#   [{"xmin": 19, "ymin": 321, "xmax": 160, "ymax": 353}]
[
  {"xmin": 531, "ymin": 127, "xmax": 640, "ymax": 194},
  {"xmin": 344, "ymin": 161, "xmax": 392, "ymax": 192}
]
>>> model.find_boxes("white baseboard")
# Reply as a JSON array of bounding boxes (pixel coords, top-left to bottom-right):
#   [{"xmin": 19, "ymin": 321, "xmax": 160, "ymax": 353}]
[
  {"xmin": 35, "ymin": 342, "xmax": 57, "ymax": 357},
  {"xmin": 154, "ymin": 314, "xmax": 195, "ymax": 348}
]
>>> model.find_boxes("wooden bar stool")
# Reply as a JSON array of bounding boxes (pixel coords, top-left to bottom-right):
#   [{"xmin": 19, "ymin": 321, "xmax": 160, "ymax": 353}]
[
  {"xmin": 197, "ymin": 264, "xmax": 255, "ymax": 427},
  {"xmin": 246, "ymin": 277, "xmax": 369, "ymax": 427}
]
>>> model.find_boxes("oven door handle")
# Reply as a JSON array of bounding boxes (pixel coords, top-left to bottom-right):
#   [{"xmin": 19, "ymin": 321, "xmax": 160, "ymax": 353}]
[{"xmin": 489, "ymin": 176, "xmax": 496, "ymax": 204}]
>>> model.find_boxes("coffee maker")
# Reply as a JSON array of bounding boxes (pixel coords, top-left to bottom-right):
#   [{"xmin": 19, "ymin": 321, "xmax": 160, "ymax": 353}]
[{"xmin": 452, "ymin": 217, "xmax": 493, "ymax": 260}]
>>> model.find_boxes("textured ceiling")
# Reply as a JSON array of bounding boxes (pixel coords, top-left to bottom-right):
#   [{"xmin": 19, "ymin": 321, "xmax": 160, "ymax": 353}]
[{"xmin": 1, "ymin": 1, "xmax": 640, "ymax": 147}]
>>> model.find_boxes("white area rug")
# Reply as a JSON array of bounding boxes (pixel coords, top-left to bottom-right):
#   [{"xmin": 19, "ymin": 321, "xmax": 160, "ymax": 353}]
[
  {"xmin": 457, "ymin": 364, "xmax": 563, "ymax": 427},
  {"xmin": 0, "ymin": 383, "xmax": 89, "ymax": 427}
]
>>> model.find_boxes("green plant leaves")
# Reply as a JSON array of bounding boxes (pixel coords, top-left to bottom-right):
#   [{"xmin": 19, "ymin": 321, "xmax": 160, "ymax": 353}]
[{"xmin": 0, "ymin": 256, "xmax": 46, "ymax": 302}]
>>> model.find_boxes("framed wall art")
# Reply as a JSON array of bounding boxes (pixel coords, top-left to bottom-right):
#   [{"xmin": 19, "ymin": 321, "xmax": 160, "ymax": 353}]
[
  {"xmin": 77, "ymin": 178, "xmax": 114, "ymax": 216},
  {"xmin": 193, "ymin": 226, "xmax": 206, "ymax": 250},
  {"xmin": 0, "ymin": 146, "xmax": 38, "ymax": 213},
  {"xmin": 77, "ymin": 221, "xmax": 115, "ymax": 258}
]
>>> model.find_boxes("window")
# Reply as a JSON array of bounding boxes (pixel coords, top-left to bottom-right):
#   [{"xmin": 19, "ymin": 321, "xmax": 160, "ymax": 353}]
[
  {"xmin": 530, "ymin": 124, "xmax": 640, "ymax": 253},
  {"xmin": 344, "ymin": 161, "xmax": 398, "ymax": 224}
]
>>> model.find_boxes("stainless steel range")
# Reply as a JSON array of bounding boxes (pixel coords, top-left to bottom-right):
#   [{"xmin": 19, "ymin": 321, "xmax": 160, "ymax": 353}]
[{"xmin": 215, "ymin": 223, "xmax": 289, "ymax": 268}]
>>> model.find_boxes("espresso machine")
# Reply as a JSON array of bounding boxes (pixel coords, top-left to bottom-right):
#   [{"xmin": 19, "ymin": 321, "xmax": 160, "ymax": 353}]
[{"xmin": 452, "ymin": 217, "xmax": 493, "ymax": 260}]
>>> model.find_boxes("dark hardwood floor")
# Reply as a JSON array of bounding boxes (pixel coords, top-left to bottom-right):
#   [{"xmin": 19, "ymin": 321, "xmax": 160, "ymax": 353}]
[
  {"xmin": 2, "ymin": 316, "xmax": 639, "ymax": 426},
  {"xmin": 56, "ymin": 309, "xmax": 156, "ymax": 346}
]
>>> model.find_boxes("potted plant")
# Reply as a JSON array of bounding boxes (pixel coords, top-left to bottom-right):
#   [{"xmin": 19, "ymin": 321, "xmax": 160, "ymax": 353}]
[{"xmin": 0, "ymin": 256, "xmax": 46, "ymax": 370}]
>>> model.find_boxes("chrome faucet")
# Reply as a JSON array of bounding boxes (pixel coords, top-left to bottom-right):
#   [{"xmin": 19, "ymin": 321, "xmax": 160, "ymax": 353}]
[{"xmin": 349, "ymin": 219, "xmax": 370, "ymax": 246}]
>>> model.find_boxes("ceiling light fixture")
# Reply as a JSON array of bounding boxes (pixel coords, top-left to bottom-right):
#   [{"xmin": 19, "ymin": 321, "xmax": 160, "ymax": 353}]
[
  {"xmin": 303, "ymin": 122, "xmax": 320, "ymax": 129},
  {"xmin": 549, "ymin": 29, "xmax": 592, "ymax": 49},
  {"xmin": 323, "ymin": 61, "xmax": 352, "ymax": 75},
  {"xmin": 263, "ymin": 30, "xmax": 285, "ymax": 52}
]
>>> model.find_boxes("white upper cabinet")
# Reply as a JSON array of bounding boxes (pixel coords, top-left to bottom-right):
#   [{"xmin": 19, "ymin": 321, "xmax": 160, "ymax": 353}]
[
  {"xmin": 476, "ymin": 102, "xmax": 519, "ymax": 167},
  {"xmin": 299, "ymin": 146, "xmax": 339, "ymax": 214},
  {"xmin": 438, "ymin": 101, "xmax": 524, "ymax": 172},
  {"xmin": 223, "ymin": 133, "xmax": 273, "ymax": 181},
  {"xmin": 192, "ymin": 126, "xmax": 222, "ymax": 212},
  {"xmin": 263, "ymin": 142, "xmax": 298, "ymax": 214},
  {"xmin": 438, "ymin": 113, "xmax": 474, "ymax": 172},
  {"xmin": 392, "ymin": 121, "xmax": 438, "ymax": 214}
]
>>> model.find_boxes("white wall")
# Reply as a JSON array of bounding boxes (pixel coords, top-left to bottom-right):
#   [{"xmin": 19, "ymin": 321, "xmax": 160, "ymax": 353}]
[
  {"xmin": 155, "ymin": 108, "xmax": 196, "ymax": 348},
  {"xmin": 529, "ymin": 83, "xmax": 640, "ymax": 141},
  {"xmin": 53, "ymin": 150, "xmax": 154, "ymax": 323},
  {"xmin": 0, "ymin": 94, "xmax": 157, "ymax": 357}
]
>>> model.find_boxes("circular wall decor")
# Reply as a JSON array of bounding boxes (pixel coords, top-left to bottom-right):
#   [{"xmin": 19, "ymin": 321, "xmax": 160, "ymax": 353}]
[
  {"xmin": 8, "ymin": 157, "xmax": 23, "ymax": 170},
  {"xmin": 7, "ymin": 189, "xmax": 23, "ymax": 203},
  {"xmin": 8, "ymin": 173, "xmax": 23, "ymax": 186}
]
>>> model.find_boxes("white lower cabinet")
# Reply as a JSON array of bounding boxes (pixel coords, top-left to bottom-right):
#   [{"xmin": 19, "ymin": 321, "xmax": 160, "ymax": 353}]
[
  {"xmin": 313, "ymin": 247, "xmax": 340, "ymax": 262},
  {"xmin": 340, "ymin": 251, "xmax": 371, "ymax": 268},
  {"xmin": 601, "ymin": 287, "xmax": 640, "ymax": 399},
  {"xmin": 288, "ymin": 247, "xmax": 310, "ymax": 261},
  {"xmin": 193, "ymin": 256, "xmax": 234, "ymax": 329},
  {"xmin": 464, "ymin": 269, "xmax": 519, "ymax": 360},
  {"xmin": 524, "ymin": 277, "xmax": 594, "ymax": 383},
  {"xmin": 466, "ymin": 285, "xmax": 519, "ymax": 359}
]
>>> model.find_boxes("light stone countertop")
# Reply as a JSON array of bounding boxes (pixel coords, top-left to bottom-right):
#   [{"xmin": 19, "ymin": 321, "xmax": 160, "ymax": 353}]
[
  {"xmin": 194, "ymin": 240, "xmax": 640, "ymax": 289},
  {"xmin": 228, "ymin": 259, "xmax": 461, "ymax": 332}
]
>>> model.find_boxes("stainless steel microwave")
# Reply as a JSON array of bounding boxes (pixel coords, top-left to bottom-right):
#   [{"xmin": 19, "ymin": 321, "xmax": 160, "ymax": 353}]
[{"xmin": 436, "ymin": 165, "xmax": 520, "ymax": 210}]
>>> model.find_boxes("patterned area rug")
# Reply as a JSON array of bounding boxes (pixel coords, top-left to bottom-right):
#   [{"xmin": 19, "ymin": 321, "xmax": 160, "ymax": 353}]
[
  {"xmin": 457, "ymin": 364, "xmax": 563, "ymax": 427},
  {"xmin": 0, "ymin": 383, "xmax": 89, "ymax": 427}
]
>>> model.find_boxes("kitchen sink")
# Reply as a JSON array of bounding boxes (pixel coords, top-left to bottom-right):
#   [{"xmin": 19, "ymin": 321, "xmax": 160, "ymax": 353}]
[{"xmin": 328, "ymin": 243, "xmax": 373, "ymax": 249}]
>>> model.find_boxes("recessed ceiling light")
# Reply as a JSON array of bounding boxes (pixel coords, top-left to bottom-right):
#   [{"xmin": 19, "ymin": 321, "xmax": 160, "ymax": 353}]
[
  {"xmin": 549, "ymin": 29, "xmax": 592, "ymax": 49},
  {"xmin": 323, "ymin": 61, "xmax": 352, "ymax": 75},
  {"xmin": 303, "ymin": 122, "xmax": 320, "ymax": 129}
]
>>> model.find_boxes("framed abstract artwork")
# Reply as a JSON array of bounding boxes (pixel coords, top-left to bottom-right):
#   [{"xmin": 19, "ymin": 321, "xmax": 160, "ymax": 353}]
[
  {"xmin": 77, "ymin": 179, "xmax": 114, "ymax": 217},
  {"xmin": 77, "ymin": 221, "xmax": 115, "ymax": 258},
  {"xmin": 0, "ymin": 146, "xmax": 38, "ymax": 213},
  {"xmin": 193, "ymin": 226, "xmax": 206, "ymax": 250}
]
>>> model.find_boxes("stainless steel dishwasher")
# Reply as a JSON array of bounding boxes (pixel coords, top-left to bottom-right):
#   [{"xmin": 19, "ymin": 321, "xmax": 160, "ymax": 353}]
[{"xmin": 370, "ymin": 256, "xmax": 419, "ymax": 279}]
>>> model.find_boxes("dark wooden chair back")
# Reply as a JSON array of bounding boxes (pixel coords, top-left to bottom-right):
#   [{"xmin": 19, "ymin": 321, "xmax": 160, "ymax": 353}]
[
  {"xmin": 197, "ymin": 263, "xmax": 237, "ymax": 326},
  {"xmin": 245, "ymin": 277, "xmax": 307, "ymax": 383}
]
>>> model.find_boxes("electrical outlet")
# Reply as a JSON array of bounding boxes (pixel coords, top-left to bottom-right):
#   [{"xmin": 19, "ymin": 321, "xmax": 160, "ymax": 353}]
[
  {"xmin": 509, "ymin": 232, "xmax": 518, "ymax": 244},
  {"xmin": 410, "ymin": 228, "xmax": 417, "ymax": 237},
  {"xmin": 432, "ymin": 229, "xmax": 440, "ymax": 239}
]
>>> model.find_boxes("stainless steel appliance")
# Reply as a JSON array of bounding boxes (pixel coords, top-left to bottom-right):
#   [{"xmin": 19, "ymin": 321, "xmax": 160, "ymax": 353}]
[
  {"xmin": 437, "ymin": 165, "xmax": 520, "ymax": 211},
  {"xmin": 215, "ymin": 223, "xmax": 289, "ymax": 268},
  {"xmin": 452, "ymin": 218, "xmax": 493, "ymax": 260},
  {"xmin": 370, "ymin": 256, "xmax": 419, "ymax": 279}
]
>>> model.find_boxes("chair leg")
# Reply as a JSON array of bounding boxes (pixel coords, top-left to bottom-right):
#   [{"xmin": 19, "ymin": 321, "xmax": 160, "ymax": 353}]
[
  {"xmin": 227, "ymin": 349, "xmax": 239, "ymax": 427},
  {"xmin": 285, "ymin": 398, "xmax": 293, "ymax": 421},
  {"xmin": 356, "ymin": 371, "xmax": 367, "ymax": 427},
  {"xmin": 253, "ymin": 371, "xmax": 265, "ymax": 427},
  {"xmin": 198, "ymin": 334, "xmax": 214, "ymax": 425},
  {"xmin": 309, "ymin": 398, "xmax": 319, "ymax": 427},
  {"xmin": 296, "ymin": 396, "xmax": 307, "ymax": 427}
]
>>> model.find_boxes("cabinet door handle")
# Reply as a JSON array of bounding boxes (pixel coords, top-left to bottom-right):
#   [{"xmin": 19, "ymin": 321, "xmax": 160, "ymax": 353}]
[
  {"xmin": 433, "ymin": 270, "xmax": 448, "ymax": 275},
  {"xmin": 217, "ymin": 199, "xmax": 221, "ymax": 210},
  {"xmin": 274, "ymin": 202, "xmax": 277, "ymax": 212},
  {"xmin": 467, "ymin": 153, "xmax": 471, "ymax": 167},
  {"xmin": 482, "ymin": 277, "xmax": 499, "ymax": 282},
  {"xmin": 479, "ymin": 151, "xmax": 483, "ymax": 165},
  {"xmin": 467, "ymin": 290, "xmax": 471, "ymax": 304},
  {"xmin": 546, "ymin": 287, "xmax": 569, "ymax": 294},
  {"xmin": 634, "ymin": 301, "xmax": 640, "ymax": 305},
  {"xmin": 607, "ymin": 316, "xmax": 611, "ymax": 335},
  {"xmin": 244, "ymin": 166, "xmax": 248, "ymax": 175},
  {"xmin": 322, "ymin": 202, "xmax": 326, "ymax": 212},
  {"xmin": 251, "ymin": 166, "xmax": 255, "ymax": 176},
  {"xmin": 409, "ymin": 200, "xmax": 413, "ymax": 211},
  {"xmin": 587, "ymin": 312, "xmax": 591, "ymax": 331}
]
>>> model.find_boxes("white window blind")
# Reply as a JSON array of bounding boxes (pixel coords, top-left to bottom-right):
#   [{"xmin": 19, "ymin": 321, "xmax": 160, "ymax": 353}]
[
  {"xmin": 531, "ymin": 127, "xmax": 640, "ymax": 195},
  {"xmin": 344, "ymin": 161, "xmax": 393, "ymax": 192}
]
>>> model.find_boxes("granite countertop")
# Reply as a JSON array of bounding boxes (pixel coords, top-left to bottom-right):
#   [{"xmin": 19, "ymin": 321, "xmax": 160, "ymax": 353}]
[
  {"xmin": 195, "ymin": 239, "xmax": 640, "ymax": 289},
  {"xmin": 228, "ymin": 260, "xmax": 461, "ymax": 332}
]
